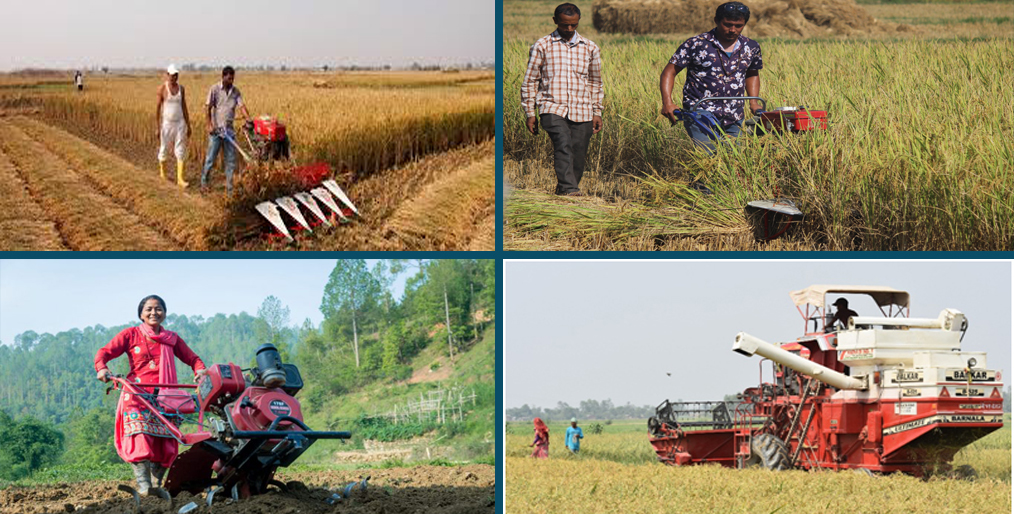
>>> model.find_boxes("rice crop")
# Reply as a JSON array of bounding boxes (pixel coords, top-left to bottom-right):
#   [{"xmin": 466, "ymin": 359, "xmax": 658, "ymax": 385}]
[
  {"xmin": 503, "ymin": 0, "xmax": 1014, "ymax": 251},
  {"xmin": 0, "ymin": 70, "xmax": 494, "ymax": 251},
  {"xmin": 0, "ymin": 119, "xmax": 170, "ymax": 250},
  {"xmin": 34, "ymin": 71, "xmax": 494, "ymax": 179},
  {"xmin": 505, "ymin": 419, "xmax": 1011, "ymax": 513}
]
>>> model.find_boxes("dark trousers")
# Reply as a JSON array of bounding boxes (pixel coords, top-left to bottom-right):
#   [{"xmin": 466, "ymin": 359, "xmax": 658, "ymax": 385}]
[{"xmin": 541, "ymin": 113, "xmax": 593, "ymax": 194}]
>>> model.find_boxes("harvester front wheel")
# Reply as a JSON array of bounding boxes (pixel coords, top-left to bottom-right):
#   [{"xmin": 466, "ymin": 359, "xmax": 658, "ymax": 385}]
[{"xmin": 746, "ymin": 433, "xmax": 791, "ymax": 471}]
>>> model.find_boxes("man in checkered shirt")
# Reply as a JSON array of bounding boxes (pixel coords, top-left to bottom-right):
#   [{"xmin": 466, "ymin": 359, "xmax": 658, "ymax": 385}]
[{"xmin": 521, "ymin": 3, "xmax": 604, "ymax": 197}]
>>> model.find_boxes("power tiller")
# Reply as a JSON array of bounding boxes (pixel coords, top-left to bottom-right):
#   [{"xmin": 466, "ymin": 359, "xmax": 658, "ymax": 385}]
[{"xmin": 105, "ymin": 344, "xmax": 351, "ymax": 508}]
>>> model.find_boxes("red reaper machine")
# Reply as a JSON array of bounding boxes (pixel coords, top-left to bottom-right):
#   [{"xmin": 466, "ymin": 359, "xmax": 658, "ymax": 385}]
[
  {"xmin": 648, "ymin": 285, "xmax": 1004, "ymax": 477},
  {"xmin": 106, "ymin": 344, "xmax": 350, "ymax": 506}
]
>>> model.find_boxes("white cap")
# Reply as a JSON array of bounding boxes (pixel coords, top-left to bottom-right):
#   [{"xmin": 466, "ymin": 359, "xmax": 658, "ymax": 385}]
[{"xmin": 166, "ymin": 64, "xmax": 180, "ymax": 75}]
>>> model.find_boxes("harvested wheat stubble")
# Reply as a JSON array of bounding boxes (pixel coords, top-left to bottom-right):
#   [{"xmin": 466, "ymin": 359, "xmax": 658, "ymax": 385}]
[
  {"xmin": 11, "ymin": 116, "xmax": 220, "ymax": 250},
  {"xmin": 0, "ymin": 119, "xmax": 169, "ymax": 251},
  {"xmin": 592, "ymin": 0, "xmax": 909, "ymax": 37},
  {"xmin": 0, "ymin": 145, "xmax": 65, "ymax": 250},
  {"xmin": 507, "ymin": 188, "xmax": 749, "ymax": 243},
  {"xmin": 385, "ymin": 156, "xmax": 495, "ymax": 250},
  {"xmin": 468, "ymin": 213, "xmax": 497, "ymax": 251},
  {"xmin": 286, "ymin": 139, "xmax": 495, "ymax": 251}
]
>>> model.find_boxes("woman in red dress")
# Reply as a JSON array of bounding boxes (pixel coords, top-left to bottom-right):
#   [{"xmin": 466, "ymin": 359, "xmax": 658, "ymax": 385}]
[
  {"xmin": 94, "ymin": 295, "xmax": 206, "ymax": 495},
  {"xmin": 529, "ymin": 417, "xmax": 550, "ymax": 459}
]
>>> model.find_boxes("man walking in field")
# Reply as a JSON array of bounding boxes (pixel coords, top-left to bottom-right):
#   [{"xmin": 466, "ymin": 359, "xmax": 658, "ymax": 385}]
[
  {"xmin": 202, "ymin": 66, "xmax": 251, "ymax": 195},
  {"xmin": 156, "ymin": 64, "xmax": 192, "ymax": 188},
  {"xmin": 521, "ymin": 3, "xmax": 604, "ymax": 197},
  {"xmin": 660, "ymin": 2, "xmax": 763, "ymax": 157},
  {"xmin": 565, "ymin": 417, "xmax": 584, "ymax": 454}
]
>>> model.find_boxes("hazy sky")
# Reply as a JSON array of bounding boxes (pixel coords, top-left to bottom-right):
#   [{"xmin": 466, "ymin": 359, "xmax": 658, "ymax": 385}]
[
  {"xmin": 0, "ymin": 259, "xmax": 410, "ymax": 345},
  {"xmin": 2, "ymin": 0, "xmax": 494, "ymax": 71},
  {"xmin": 505, "ymin": 260, "xmax": 1012, "ymax": 409}
]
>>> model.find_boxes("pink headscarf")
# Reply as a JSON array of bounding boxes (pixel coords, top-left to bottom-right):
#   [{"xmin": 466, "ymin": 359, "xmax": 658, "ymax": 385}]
[{"xmin": 138, "ymin": 323, "xmax": 179, "ymax": 384}]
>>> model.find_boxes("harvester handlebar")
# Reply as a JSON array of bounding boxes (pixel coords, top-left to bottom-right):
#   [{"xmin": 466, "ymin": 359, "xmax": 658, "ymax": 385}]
[
  {"xmin": 232, "ymin": 415, "xmax": 352, "ymax": 440},
  {"xmin": 689, "ymin": 96, "xmax": 767, "ymax": 113}
]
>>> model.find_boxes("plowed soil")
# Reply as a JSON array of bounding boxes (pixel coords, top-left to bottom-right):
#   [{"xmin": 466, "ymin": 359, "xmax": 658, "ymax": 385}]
[{"xmin": 0, "ymin": 465, "xmax": 494, "ymax": 514}]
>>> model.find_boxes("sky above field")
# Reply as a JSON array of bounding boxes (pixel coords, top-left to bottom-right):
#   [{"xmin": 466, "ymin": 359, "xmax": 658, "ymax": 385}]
[
  {"xmin": 505, "ymin": 260, "xmax": 1013, "ymax": 408},
  {"xmin": 0, "ymin": 259, "xmax": 411, "ymax": 345},
  {"xmin": 1, "ymin": 0, "xmax": 493, "ymax": 71}
]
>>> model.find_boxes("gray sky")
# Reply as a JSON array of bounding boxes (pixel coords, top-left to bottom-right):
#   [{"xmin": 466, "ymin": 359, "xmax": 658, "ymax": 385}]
[
  {"xmin": 505, "ymin": 260, "xmax": 1012, "ymax": 409},
  {"xmin": 0, "ymin": 259, "xmax": 409, "ymax": 345},
  {"xmin": 2, "ymin": 0, "xmax": 493, "ymax": 71}
]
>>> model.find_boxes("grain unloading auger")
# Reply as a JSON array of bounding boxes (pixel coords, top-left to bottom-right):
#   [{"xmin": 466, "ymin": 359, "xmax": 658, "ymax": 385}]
[
  {"xmin": 230, "ymin": 115, "xmax": 360, "ymax": 243},
  {"xmin": 648, "ymin": 285, "xmax": 1003, "ymax": 477},
  {"xmin": 106, "ymin": 344, "xmax": 353, "ymax": 509}
]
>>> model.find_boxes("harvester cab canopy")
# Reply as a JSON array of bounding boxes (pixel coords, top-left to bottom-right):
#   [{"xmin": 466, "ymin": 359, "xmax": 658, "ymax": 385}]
[{"xmin": 791, "ymin": 285, "xmax": 910, "ymax": 335}]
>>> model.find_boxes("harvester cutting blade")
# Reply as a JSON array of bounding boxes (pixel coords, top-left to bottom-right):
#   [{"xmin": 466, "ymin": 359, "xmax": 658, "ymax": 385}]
[
  {"xmin": 293, "ymin": 192, "xmax": 332, "ymax": 227},
  {"xmin": 745, "ymin": 199, "xmax": 803, "ymax": 241},
  {"xmin": 275, "ymin": 196, "xmax": 312, "ymax": 232},
  {"xmin": 322, "ymin": 179, "xmax": 359, "ymax": 216},
  {"xmin": 255, "ymin": 201, "xmax": 294, "ymax": 243},
  {"xmin": 310, "ymin": 187, "xmax": 349, "ymax": 223}
]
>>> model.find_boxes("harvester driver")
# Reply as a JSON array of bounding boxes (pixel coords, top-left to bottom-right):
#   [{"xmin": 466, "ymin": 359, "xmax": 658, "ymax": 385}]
[
  {"xmin": 660, "ymin": 2, "xmax": 763, "ymax": 155},
  {"xmin": 202, "ymin": 66, "xmax": 251, "ymax": 196},
  {"xmin": 824, "ymin": 297, "xmax": 858, "ymax": 332},
  {"xmin": 156, "ymin": 64, "xmax": 192, "ymax": 188}
]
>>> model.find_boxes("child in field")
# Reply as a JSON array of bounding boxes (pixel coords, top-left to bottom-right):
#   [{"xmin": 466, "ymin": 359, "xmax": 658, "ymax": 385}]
[{"xmin": 530, "ymin": 418, "xmax": 550, "ymax": 458}]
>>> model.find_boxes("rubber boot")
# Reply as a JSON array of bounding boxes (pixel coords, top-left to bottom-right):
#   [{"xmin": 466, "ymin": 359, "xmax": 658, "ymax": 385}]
[
  {"xmin": 130, "ymin": 461, "xmax": 152, "ymax": 495},
  {"xmin": 151, "ymin": 463, "xmax": 167, "ymax": 488},
  {"xmin": 176, "ymin": 161, "xmax": 189, "ymax": 188},
  {"xmin": 159, "ymin": 161, "xmax": 167, "ymax": 180}
]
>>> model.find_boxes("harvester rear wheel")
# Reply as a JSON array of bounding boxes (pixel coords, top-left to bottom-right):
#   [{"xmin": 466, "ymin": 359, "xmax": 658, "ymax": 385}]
[{"xmin": 746, "ymin": 433, "xmax": 791, "ymax": 471}]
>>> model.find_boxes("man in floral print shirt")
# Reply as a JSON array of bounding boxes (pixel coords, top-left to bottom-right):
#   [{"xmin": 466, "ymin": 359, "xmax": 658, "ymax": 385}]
[{"xmin": 660, "ymin": 2, "xmax": 763, "ymax": 156}]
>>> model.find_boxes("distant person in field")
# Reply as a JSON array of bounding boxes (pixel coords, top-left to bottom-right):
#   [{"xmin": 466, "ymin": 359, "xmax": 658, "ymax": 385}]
[
  {"xmin": 521, "ymin": 2, "xmax": 604, "ymax": 197},
  {"xmin": 660, "ymin": 2, "xmax": 763, "ymax": 160},
  {"xmin": 156, "ymin": 65, "xmax": 192, "ymax": 188},
  {"xmin": 94, "ymin": 295, "xmax": 207, "ymax": 496},
  {"xmin": 202, "ymin": 66, "xmax": 251, "ymax": 195},
  {"xmin": 565, "ymin": 417, "xmax": 584, "ymax": 454},
  {"xmin": 74, "ymin": 71, "xmax": 83, "ymax": 91},
  {"xmin": 530, "ymin": 417, "xmax": 550, "ymax": 458},
  {"xmin": 824, "ymin": 297, "xmax": 858, "ymax": 332}
]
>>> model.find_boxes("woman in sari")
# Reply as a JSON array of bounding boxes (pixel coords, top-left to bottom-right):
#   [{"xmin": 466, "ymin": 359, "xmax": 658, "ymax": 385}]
[
  {"xmin": 94, "ymin": 295, "xmax": 206, "ymax": 495},
  {"xmin": 529, "ymin": 417, "xmax": 550, "ymax": 458}
]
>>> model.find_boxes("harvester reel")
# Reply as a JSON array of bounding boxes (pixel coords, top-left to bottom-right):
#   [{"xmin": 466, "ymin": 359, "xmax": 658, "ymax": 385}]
[{"xmin": 745, "ymin": 433, "xmax": 792, "ymax": 471}]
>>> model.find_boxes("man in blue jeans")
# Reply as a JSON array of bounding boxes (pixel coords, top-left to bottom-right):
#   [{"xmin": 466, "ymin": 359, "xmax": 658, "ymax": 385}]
[
  {"xmin": 659, "ymin": 2, "xmax": 763, "ymax": 157},
  {"xmin": 202, "ymin": 66, "xmax": 251, "ymax": 195}
]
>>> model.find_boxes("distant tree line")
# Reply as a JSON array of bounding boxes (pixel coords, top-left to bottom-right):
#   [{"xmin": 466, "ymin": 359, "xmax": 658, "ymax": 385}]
[{"xmin": 506, "ymin": 399, "xmax": 659, "ymax": 422}]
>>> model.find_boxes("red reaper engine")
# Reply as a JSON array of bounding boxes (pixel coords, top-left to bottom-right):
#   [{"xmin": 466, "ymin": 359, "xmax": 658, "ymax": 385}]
[{"xmin": 160, "ymin": 344, "xmax": 350, "ymax": 499}]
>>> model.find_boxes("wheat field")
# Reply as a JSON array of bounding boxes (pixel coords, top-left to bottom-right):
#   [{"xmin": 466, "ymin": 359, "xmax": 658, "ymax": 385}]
[
  {"xmin": 505, "ymin": 419, "xmax": 1012, "ymax": 513},
  {"xmin": 0, "ymin": 70, "xmax": 494, "ymax": 250}
]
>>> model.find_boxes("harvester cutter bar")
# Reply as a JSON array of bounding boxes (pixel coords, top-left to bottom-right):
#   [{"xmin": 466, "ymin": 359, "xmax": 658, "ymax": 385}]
[
  {"xmin": 293, "ymin": 192, "xmax": 332, "ymax": 227},
  {"xmin": 275, "ymin": 196, "xmax": 312, "ymax": 232},
  {"xmin": 322, "ymin": 179, "xmax": 359, "ymax": 216},
  {"xmin": 254, "ymin": 202, "xmax": 294, "ymax": 242},
  {"xmin": 310, "ymin": 187, "xmax": 348, "ymax": 222}
]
